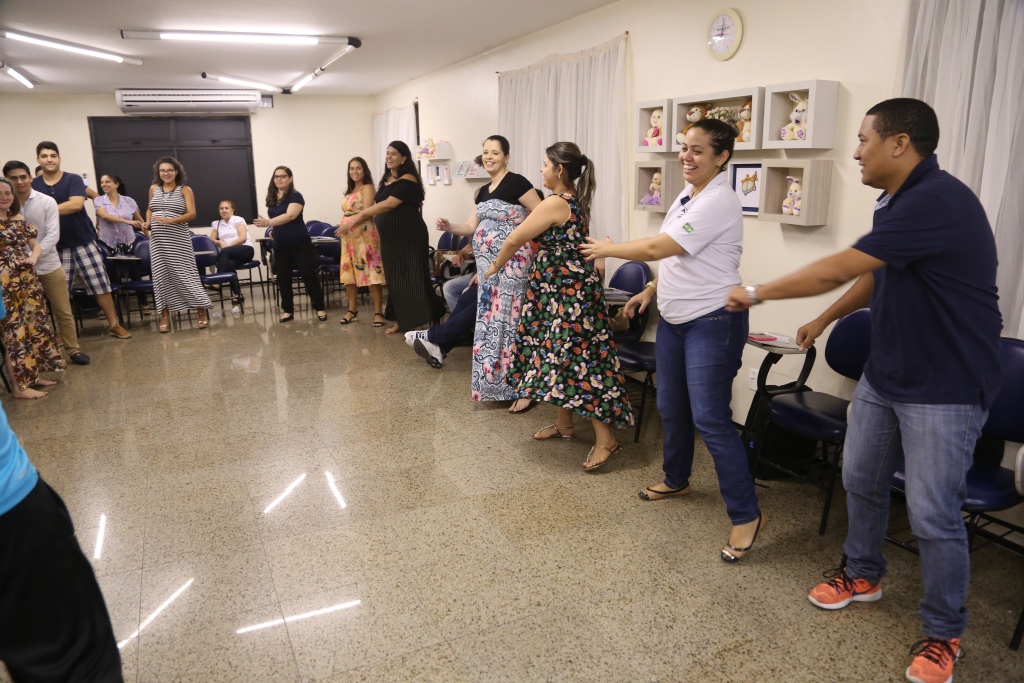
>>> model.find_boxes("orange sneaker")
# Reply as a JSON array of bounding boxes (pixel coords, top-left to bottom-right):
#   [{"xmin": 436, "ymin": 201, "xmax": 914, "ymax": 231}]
[
  {"xmin": 906, "ymin": 637, "xmax": 962, "ymax": 683},
  {"xmin": 808, "ymin": 567, "xmax": 881, "ymax": 610}
]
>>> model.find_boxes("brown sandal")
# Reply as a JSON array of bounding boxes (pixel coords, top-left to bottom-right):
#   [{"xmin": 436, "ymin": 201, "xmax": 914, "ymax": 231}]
[
  {"xmin": 533, "ymin": 424, "xmax": 574, "ymax": 440},
  {"xmin": 583, "ymin": 442, "xmax": 621, "ymax": 471}
]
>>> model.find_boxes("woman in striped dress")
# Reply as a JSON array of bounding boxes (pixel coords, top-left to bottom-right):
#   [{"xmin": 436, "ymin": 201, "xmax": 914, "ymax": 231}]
[{"xmin": 146, "ymin": 157, "xmax": 211, "ymax": 332}]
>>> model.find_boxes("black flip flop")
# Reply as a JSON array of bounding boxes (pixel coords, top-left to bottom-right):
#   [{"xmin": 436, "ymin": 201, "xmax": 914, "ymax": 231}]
[
  {"xmin": 638, "ymin": 484, "xmax": 691, "ymax": 501},
  {"xmin": 721, "ymin": 513, "xmax": 766, "ymax": 563}
]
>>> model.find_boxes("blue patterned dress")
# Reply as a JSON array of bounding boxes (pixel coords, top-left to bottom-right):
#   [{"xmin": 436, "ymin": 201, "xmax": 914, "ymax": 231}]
[
  {"xmin": 507, "ymin": 194, "xmax": 634, "ymax": 428},
  {"xmin": 471, "ymin": 173, "xmax": 536, "ymax": 401}
]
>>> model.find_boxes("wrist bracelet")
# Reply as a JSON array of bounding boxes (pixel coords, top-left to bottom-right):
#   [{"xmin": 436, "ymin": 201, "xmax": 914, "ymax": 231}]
[
  {"xmin": 645, "ymin": 281, "xmax": 657, "ymax": 291},
  {"xmin": 744, "ymin": 285, "xmax": 762, "ymax": 305}
]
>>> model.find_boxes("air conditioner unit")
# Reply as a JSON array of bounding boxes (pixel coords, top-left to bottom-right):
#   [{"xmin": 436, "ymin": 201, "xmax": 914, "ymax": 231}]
[{"xmin": 115, "ymin": 89, "xmax": 261, "ymax": 114}]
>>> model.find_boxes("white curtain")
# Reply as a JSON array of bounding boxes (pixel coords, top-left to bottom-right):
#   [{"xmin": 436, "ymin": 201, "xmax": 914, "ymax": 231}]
[
  {"xmin": 903, "ymin": 0, "xmax": 1024, "ymax": 337},
  {"xmin": 372, "ymin": 105, "xmax": 418, "ymax": 183},
  {"xmin": 498, "ymin": 34, "xmax": 628, "ymax": 242}
]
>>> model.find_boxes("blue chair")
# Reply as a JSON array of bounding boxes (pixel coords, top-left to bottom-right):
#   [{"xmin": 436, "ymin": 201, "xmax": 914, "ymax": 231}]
[
  {"xmin": 608, "ymin": 261, "xmax": 652, "ymax": 341},
  {"xmin": 123, "ymin": 240, "xmax": 154, "ymax": 322},
  {"xmin": 317, "ymin": 234, "xmax": 343, "ymax": 306},
  {"xmin": 889, "ymin": 337, "xmax": 1024, "ymax": 649},
  {"xmin": 749, "ymin": 308, "xmax": 872, "ymax": 534},
  {"xmin": 191, "ymin": 234, "xmax": 239, "ymax": 311}
]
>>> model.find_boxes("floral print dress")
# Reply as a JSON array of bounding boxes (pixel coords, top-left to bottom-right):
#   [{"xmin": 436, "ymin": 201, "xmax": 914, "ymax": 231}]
[
  {"xmin": 340, "ymin": 188, "xmax": 385, "ymax": 287},
  {"xmin": 0, "ymin": 219, "xmax": 66, "ymax": 390},
  {"xmin": 472, "ymin": 173, "xmax": 536, "ymax": 401},
  {"xmin": 508, "ymin": 195, "xmax": 633, "ymax": 427}
]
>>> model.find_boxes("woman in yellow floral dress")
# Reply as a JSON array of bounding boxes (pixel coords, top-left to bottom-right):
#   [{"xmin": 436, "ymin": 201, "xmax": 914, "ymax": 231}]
[
  {"xmin": 335, "ymin": 157, "xmax": 386, "ymax": 326},
  {"xmin": 0, "ymin": 178, "xmax": 66, "ymax": 399}
]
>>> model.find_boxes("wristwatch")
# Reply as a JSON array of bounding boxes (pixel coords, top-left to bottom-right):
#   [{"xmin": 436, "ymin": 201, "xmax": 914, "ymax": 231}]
[{"xmin": 744, "ymin": 285, "xmax": 762, "ymax": 305}]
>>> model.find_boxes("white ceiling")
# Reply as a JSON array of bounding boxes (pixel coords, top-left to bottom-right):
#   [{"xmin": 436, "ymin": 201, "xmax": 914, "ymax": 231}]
[{"xmin": 0, "ymin": 0, "xmax": 620, "ymax": 96}]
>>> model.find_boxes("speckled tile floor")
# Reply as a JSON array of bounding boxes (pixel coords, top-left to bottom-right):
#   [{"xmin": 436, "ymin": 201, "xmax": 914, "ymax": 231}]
[{"xmin": 1, "ymin": 290, "xmax": 1022, "ymax": 682}]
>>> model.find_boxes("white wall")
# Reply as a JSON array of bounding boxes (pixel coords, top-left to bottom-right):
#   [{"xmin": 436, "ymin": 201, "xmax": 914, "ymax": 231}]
[
  {"xmin": 0, "ymin": 94, "xmax": 376, "ymax": 226},
  {"xmin": 373, "ymin": 0, "xmax": 911, "ymax": 415}
]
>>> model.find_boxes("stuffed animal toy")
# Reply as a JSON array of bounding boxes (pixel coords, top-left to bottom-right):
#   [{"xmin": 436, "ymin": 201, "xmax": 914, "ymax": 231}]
[
  {"xmin": 781, "ymin": 93, "xmax": 809, "ymax": 141},
  {"xmin": 735, "ymin": 100, "xmax": 752, "ymax": 143},
  {"xmin": 677, "ymin": 103, "xmax": 709, "ymax": 143},
  {"xmin": 640, "ymin": 171, "xmax": 662, "ymax": 206},
  {"xmin": 781, "ymin": 176, "xmax": 802, "ymax": 215},
  {"xmin": 643, "ymin": 108, "xmax": 664, "ymax": 147}
]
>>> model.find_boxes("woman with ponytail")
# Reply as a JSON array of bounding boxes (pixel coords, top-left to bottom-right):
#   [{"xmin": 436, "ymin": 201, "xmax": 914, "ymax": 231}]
[
  {"xmin": 485, "ymin": 142, "xmax": 633, "ymax": 471},
  {"xmin": 580, "ymin": 119, "xmax": 765, "ymax": 563}
]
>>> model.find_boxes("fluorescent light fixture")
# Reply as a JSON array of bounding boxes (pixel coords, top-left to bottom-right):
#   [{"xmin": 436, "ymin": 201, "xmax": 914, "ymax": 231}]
[
  {"xmin": 236, "ymin": 599, "xmax": 360, "ymax": 634},
  {"xmin": 202, "ymin": 71, "xmax": 282, "ymax": 93},
  {"xmin": 325, "ymin": 471, "xmax": 347, "ymax": 508},
  {"xmin": 93, "ymin": 514, "xmax": 107, "ymax": 560},
  {"xmin": 118, "ymin": 578, "xmax": 193, "ymax": 649},
  {"xmin": 262, "ymin": 472, "xmax": 306, "ymax": 513},
  {"xmin": 4, "ymin": 30, "xmax": 143, "ymax": 66},
  {"xmin": 122, "ymin": 30, "xmax": 360, "ymax": 47},
  {"xmin": 288, "ymin": 44, "xmax": 357, "ymax": 93},
  {"xmin": 0, "ymin": 61, "xmax": 33, "ymax": 89}
]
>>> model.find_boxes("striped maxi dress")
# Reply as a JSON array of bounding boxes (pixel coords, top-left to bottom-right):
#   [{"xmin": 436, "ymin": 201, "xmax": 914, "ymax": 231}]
[{"xmin": 149, "ymin": 185, "xmax": 211, "ymax": 312}]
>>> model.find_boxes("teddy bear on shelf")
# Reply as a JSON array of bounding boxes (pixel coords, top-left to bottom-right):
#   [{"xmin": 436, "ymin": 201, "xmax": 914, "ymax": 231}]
[
  {"xmin": 735, "ymin": 100, "xmax": 752, "ymax": 143},
  {"xmin": 643, "ymin": 108, "xmax": 664, "ymax": 147},
  {"xmin": 677, "ymin": 103, "xmax": 709, "ymax": 143},
  {"xmin": 781, "ymin": 176, "xmax": 802, "ymax": 216},
  {"xmin": 640, "ymin": 171, "xmax": 662, "ymax": 206},
  {"xmin": 781, "ymin": 93, "xmax": 809, "ymax": 141}
]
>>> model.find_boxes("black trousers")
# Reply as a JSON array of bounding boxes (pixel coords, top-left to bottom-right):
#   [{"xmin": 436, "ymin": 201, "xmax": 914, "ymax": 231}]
[
  {"xmin": 218, "ymin": 244, "xmax": 254, "ymax": 295},
  {"xmin": 273, "ymin": 240, "xmax": 324, "ymax": 313},
  {"xmin": 0, "ymin": 479, "xmax": 123, "ymax": 683}
]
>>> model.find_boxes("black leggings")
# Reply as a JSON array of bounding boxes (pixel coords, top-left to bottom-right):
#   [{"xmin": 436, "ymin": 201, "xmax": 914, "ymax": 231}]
[
  {"xmin": 273, "ymin": 240, "xmax": 324, "ymax": 313},
  {"xmin": 218, "ymin": 244, "xmax": 255, "ymax": 295}
]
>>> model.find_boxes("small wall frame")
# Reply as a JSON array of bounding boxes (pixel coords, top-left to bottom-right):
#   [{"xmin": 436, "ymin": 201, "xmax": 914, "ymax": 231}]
[
  {"xmin": 635, "ymin": 99, "xmax": 672, "ymax": 154},
  {"xmin": 762, "ymin": 80, "xmax": 839, "ymax": 149},
  {"xmin": 634, "ymin": 160, "xmax": 683, "ymax": 213},
  {"xmin": 671, "ymin": 87, "xmax": 764, "ymax": 152},
  {"xmin": 757, "ymin": 159, "xmax": 833, "ymax": 227}
]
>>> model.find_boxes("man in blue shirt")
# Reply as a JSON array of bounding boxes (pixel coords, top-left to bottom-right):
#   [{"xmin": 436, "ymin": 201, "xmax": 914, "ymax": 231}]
[
  {"xmin": 725, "ymin": 99, "xmax": 1002, "ymax": 683},
  {"xmin": 0, "ymin": 295, "xmax": 123, "ymax": 681},
  {"xmin": 31, "ymin": 141, "xmax": 131, "ymax": 339}
]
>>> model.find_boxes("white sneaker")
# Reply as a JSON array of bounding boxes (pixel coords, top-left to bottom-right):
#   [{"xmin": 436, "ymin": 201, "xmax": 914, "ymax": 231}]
[
  {"xmin": 404, "ymin": 330, "xmax": 427, "ymax": 348},
  {"xmin": 414, "ymin": 338, "xmax": 444, "ymax": 369}
]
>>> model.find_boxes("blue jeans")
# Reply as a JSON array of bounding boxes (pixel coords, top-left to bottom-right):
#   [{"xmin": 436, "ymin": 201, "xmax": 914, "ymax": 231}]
[
  {"xmin": 427, "ymin": 283, "xmax": 477, "ymax": 355},
  {"xmin": 656, "ymin": 308, "xmax": 759, "ymax": 525},
  {"xmin": 442, "ymin": 272, "xmax": 474, "ymax": 312},
  {"xmin": 842, "ymin": 377, "xmax": 986, "ymax": 639}
]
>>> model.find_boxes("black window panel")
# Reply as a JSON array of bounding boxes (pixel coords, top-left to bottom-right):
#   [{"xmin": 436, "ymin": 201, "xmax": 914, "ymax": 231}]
[
  {"xmin": 175, "ymin": 118, "xmax": 250, "ymax": 145},
  {"xmin": 91, "ymin": 149, "xmax": 175, "ymax": 216},
  {"xmin": 175, "ymin": 147, "xmax": 257, "ymax": 226},
  {"xmin": 89, "ymin": 116, "xmax": 258, "ymax": 226}
]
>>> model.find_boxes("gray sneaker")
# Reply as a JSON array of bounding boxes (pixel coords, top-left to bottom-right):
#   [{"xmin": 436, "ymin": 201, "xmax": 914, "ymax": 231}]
[{"xmin": 414, "ymin": 338, "xmax": 444, "ymax": 369}]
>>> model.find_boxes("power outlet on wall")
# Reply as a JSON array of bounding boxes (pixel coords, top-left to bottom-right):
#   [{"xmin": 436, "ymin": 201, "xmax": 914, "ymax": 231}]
[{"xmin": 748, "ymin": 368, "xmax": 758, "ymax": 391}]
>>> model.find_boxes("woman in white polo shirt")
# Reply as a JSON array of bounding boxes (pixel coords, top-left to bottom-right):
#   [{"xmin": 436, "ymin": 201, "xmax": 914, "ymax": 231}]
[
  {"xmin": 580, "ymin": 119, "xmax": 764, "ymax": 562},
  {"xmin": 210, "ymin": 200, "xmax": 254, "ymax": 306}
]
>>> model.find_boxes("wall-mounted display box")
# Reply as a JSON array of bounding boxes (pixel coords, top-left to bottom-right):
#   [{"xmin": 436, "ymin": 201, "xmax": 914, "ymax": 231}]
[
  {"xmin": 671, "ymin": 87, "xmax": 764, "ymax": 152},
  {"xmin": 635, "ymin": 99, "xmax": 672, "ymax": 154},
  {"xmin": 634, "ymin": 160, "xmax": 683, "ymax": 213},
  {"xmin": 757, "ymin": 158, "xmax": 833, "ymax": 227},
  {"xmin": 417, "ymin": 141, "xmax": 452, "ymax": 160},
  {"xmin": 762, "ymin": 80, "xmax": 839, "ymax": 149}
]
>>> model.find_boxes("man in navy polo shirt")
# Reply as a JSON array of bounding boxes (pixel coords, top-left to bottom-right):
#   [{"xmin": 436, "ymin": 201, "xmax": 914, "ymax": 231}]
[
  {"xmin": 31, "ymin": 141, "xmax": 131, "ymax": 339},
  {"xmin": 725, "ymin": 98, "xmax": 1001, "ymax": 683}
]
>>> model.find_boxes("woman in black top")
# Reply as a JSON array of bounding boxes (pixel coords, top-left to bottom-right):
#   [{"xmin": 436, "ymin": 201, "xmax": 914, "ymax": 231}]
[
  {"xmin": 344, "ymin": 141, "xmax": 444, "ymax": 334},
  {"xmin": 254, "ymin": 166, "xmax": 326, "ymax": 322}
]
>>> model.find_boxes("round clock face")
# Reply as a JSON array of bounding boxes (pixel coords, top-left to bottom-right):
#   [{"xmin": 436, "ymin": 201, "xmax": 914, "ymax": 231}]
[{"xmin": 707, "ymin": 9, "xmax": 743, "ymax": 60}]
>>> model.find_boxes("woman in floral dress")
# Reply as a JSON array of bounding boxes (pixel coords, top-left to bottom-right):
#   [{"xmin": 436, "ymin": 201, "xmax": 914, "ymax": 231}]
[
  {"xmin": 486, "ymin": 142, "xmax": 633, "ymax": 471},
  {"xmin": 0, "ymin": 178, "xmax": 65, "ymax": 399},
  {"xmin": 336, "ymin": 157, "xmax": 386, "ymax": 326},
  {"xmin": 436, "ymin": 136, "xmax": 541, "ymax": 409}
]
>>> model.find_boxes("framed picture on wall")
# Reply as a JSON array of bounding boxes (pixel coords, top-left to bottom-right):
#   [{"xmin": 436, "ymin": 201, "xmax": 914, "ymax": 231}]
[
  {"xmin": 729, "ymin": 161, "xmax": 762, "ymax": 216},
  {"xmin": 455, "ymin": 160, "xmax": 471, "ymax": 177}
]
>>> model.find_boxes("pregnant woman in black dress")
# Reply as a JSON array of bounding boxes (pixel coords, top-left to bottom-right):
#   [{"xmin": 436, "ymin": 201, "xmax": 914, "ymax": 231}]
[{"xmin": 342, "ymin": 141, "xmax": 444, "ymax": 334}]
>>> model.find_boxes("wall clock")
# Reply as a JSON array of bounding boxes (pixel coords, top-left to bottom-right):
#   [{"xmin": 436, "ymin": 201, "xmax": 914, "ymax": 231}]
[{"xmin": 707, "ymin": 8, "xmax": 743, "ymax": 61}]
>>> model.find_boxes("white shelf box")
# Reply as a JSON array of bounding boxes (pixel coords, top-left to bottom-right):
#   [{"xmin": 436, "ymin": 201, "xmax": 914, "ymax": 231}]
[
  {"xmin": 671, "ymin": 87, "xmax": 764, "ymax": 152},
  {"xmin": 757, "ymin": 159, "xmax": 834, "ymax": 227},
  {"xmin": 762, "ymin": 80, "xmax": 839, "ymax": 150},
  {"xmin": 635, "ymin": 99, "xmax": 672, "ymax": 154},
  {"xmin": 417, "ymin": 141, "xmax": 452, "ymax": 160},
  {"xmin": 634, "ymin": 160, "xmax": 683, "ymax": 213}
]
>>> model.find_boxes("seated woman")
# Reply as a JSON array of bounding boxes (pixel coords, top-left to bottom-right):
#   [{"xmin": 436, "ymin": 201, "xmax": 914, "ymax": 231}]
[
  {"xmin": 210, "ymin": 200, "xmax": 254, "ymax": 306},
  {"xmin": 0, "ymin": 178, "xmax": 65, "ymax": 399}
]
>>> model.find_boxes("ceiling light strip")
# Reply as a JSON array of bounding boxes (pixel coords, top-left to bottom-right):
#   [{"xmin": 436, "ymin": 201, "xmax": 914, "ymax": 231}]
[
  {"xmin": 288, "ymin": 43, "xmax": 359, "ymax": 92},
  {"xmin": 121, "ymin": 30, "xmax": 357, "ymax": 46},
  {"xmin": 4, "ymin": 30, "xmax": 143, "ymax": 66},
  {"xmin": 201, "ymin": 72, "xmax": 283, "ymax": 93}
]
